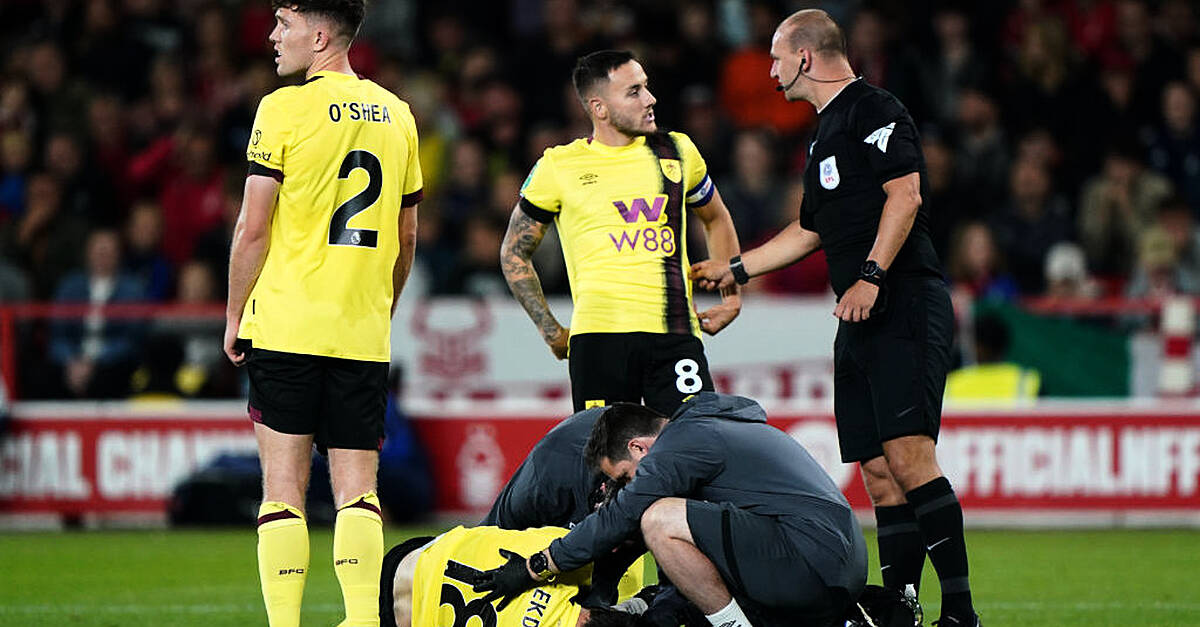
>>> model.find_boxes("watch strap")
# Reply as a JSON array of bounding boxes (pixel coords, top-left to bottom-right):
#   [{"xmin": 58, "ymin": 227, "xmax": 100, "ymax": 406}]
[{"xmin": 729, "ymin": 255, "xmax": 750, "ymax": 286}]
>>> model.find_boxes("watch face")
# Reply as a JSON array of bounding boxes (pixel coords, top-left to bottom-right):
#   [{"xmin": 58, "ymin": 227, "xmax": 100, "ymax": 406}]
[
  {"xmin": 862, "ymin": 261, "xmax": 878, "ymax": 275},
  {"xmin": 529, "ymin": 553, "xmax": 548, "ymax": 572}
]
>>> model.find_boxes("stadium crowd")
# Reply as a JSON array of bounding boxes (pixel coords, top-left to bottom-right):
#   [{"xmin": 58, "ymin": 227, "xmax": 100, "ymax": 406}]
[{"xmin": 0, "ymin": 0, "xmax": 1198, "ymax": 399}]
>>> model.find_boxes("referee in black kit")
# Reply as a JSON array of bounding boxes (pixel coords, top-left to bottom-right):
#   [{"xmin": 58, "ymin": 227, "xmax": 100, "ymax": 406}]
[{"xmin": 692, "ymin": 9, "xmax": 979, "ymax": 627}]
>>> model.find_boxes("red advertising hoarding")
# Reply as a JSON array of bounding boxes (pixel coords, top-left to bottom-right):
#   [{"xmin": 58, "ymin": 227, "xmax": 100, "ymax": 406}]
[{"xmin": 2, "ymin": 402, "xmax": 1199, "ymax": 525}]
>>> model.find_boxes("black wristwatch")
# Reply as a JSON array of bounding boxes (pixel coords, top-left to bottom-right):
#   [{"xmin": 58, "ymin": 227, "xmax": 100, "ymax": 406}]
[
  {"xmin": 859, "ymin": 260, "xmax": 887, "ymax": 286},
  {"xmin": 528, "ymin": 551, "xmax": 554, "ymax": 580},
  {"xmin": 729, "ymin": 255, "xmax": 751, "ymax": 285}
]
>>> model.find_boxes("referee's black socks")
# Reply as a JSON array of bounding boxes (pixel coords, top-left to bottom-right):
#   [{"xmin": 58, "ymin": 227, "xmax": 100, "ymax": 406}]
[
  {"xmin": 874, "ymin": 503, "xmax": 925, "ymax": 594},
  {"xmin": 905, "ymin": 476, "xmax": 974, "ymax": 620}
]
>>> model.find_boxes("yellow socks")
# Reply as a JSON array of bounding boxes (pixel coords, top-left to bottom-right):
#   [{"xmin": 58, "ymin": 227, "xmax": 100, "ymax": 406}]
[
  {"xmin": 334, "ymin": 491, "xmax": 384, "ymax": 627},
  {"xmin": 257, "ymin": 501, "xmax": 309, "ymax": 627}
]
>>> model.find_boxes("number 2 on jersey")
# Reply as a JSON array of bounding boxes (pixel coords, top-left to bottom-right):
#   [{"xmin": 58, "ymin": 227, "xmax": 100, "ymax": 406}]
[{"xmin": 329, "ymin": 150, "xmax": 381, "ymax": 248}]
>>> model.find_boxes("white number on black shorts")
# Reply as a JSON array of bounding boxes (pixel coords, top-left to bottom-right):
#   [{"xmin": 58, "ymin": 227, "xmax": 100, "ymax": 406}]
[{"xmin": 675, "ymin": 358, "xmax": 703, "ymax": 394}]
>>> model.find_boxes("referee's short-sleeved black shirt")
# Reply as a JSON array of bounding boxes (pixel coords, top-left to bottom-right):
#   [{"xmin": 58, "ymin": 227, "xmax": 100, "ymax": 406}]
[{"xmin": 800, "ymin": 79, "xmax": 942, "ymax": 297}]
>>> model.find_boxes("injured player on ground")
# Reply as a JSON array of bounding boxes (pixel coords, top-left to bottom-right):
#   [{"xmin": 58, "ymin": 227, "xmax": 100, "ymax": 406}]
[{"xmin": 380, "ymin": 526, "xmax": 649, "ymax": 627}]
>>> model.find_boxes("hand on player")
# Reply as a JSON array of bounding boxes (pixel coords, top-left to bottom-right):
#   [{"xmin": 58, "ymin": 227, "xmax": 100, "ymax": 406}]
[
  {"xmin": 472, "ymin": 549, "xmax": 542, "ymax": 610},
  {"xmin": 223, "ymin": 316, "xmax": 246, "ymax": 366},
  {"xmin": 545, "ymin": 325, "xmax": 569, "ymax": 360},
  {"xmin": 696, "ymin": 294, "xmax": 740, "ymax": 335},
  {"xmin": 689, "ymin": 259, "xmax": 734, "ymax": 292},
  {"xmin": 833, "ymin": 280, "xmax": 879, "ymax": 322}
]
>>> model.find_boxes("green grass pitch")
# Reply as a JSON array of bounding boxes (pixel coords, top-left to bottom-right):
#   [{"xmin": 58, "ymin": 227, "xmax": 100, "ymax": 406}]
[{"xmin": 1, "ymin": 527, "xmax": 1197, "ymax": 626}]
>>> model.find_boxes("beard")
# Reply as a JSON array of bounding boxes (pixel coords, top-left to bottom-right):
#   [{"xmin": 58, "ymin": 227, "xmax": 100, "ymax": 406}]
[{"xmin": 610, "ymin": 107, "xmax": 655, "ymax": 136}]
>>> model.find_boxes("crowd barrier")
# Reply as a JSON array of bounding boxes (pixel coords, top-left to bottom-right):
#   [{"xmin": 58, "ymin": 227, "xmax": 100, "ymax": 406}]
[{"xmin": 2, "ymin": 399, "xmax": 1198, "ymax": 527}]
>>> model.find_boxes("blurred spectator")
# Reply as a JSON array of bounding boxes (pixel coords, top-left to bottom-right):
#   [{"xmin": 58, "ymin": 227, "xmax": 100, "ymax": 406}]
[
  {"xmin": 947, "ymin": 221, "xmax": 1020, "ymax": 318},
  {"xmin": 45, "ymin": 130, "xmax": 117, "ymax": 224},
  {"xmin": 945, "ymin": 313, "xmax": 1041, "ymax": 403},
  {"xmin": 1061, "ymin": 0, "xmax": 1118, "ymax": 62},
  {"xmin": 719, "ymin": 2, "xmax": 815, "ymax": 134},
  {"xmin": 1004, "ymin": 17, "xmax": 1083, "ymax": 141},
  {"xmin": 954, "ymin": 87, "xmax": 1010, "ymax": 216},
  {"xmin": 123, "ymin": 201, "xmax": 172, "ymax": 301},
  {"xmin": 924, "ymin": 133, "xmax": 969, "ymax": 259},
  {"xmin": 76, "ymin": 0, "xmax": 150, "ymax": 99},
  {"xmin": 1043, "ymin": 241, "xmax": 1100, "ymax": 299},
  {"xmin": 0, "ymin": 131, "xmax": 32, "ymax": 218},
  {"xmin": 924, "ymin": 6, "xmax": 990, "ymax": 128},
  {"xmin": 437, "ymin": 137, "xmax": 489, "ymax": 241},
  {"xmin": 1078, "ymin": 140, "xmax": 1173, "ymax": 276},
  {"xmin": 0, "ymin": 80, "xmax": 36, "ymax": 137},
  {"xmin": 1116, "ymin": 0, "xmax": 1186, "ymax": 126},
  {"xmin": 1145, "ymin": 81, "xmax": 1200, "ymax": 212},
  {"xmin": 847, "ymin": 6, "xmax": 930, "ymax": 123},
  {"xmin": 679, "ymin": 86, "xmax": 733, "ymax": 177},
  {"xmin": 172, "ymin": 260, "xmax": 231, "ymax": 397},
  {"xmin": 990, "ymin": 158, "xmax": 1075, "ymax": 293},
  {"xmin": 193, "ymin": 172, "xmax": 243, "ymax": 298},
  {"xmin": 128, "ymin": 121, "xmax": 226, "ymax": 265},
  {"xmin": 25, "ymin": 40, "xmax": 91, "ymax": 137},
  {"xmin": 86, "ymin": 92, "xmax": 132, "ymax": 204},
  {"xmin": 0, "ymin": 172, "xmax": 89, "ymax": 297},
  {"xmin": 444, "ymin": 214, "xmax": 508, "ymax": 297},
  {"xmin": 49, "ymin": 229, "xmax": 146, "ymax": 398},
  {"xmin": 718, "ymin": 128, "xmax": 788, "ymax": 245},
  {"xmin": 1125, "ymin": 197, "xmax": 1200, "ymax": 298}
]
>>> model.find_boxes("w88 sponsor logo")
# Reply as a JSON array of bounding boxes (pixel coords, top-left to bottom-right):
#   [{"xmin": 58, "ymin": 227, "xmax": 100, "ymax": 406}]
[{"xmin": 609, "ymin": 226, "xmax": 676, "ymax": 254}]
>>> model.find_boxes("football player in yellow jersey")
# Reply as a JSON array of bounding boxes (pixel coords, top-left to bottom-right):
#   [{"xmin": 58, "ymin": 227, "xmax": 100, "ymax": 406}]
[
  {"xmin": 380, "ymin": 526, "xmax": 648, "ymax": 627},
  {"xmin": 501, "ymin": 50, "xmax": 743, "ymax": 416},
  {"xmin": 222, "ymin": 2, "xmax": 421, "ymax": 627}
]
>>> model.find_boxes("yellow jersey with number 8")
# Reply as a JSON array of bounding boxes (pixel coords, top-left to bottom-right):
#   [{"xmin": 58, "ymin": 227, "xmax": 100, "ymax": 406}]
[{"xmin": 239, "ymin": 70, "xmax": 422, "ymax": 362}]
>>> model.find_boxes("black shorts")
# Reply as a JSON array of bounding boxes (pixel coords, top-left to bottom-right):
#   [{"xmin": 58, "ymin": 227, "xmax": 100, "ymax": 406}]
[
  {"xmin": 686, "ymin": 500, "xmax": 856, "ymax": 625},
  {"xmin": 244, "ymin": 342, "xmax": 388, "ymax": 451},
  {"xmin": 833, "ymin": 278, "xmax": 954, "ymax": 463},
  {"xmin": 568, "ymin": 332, "xmax": 713, "ymax": 415}
]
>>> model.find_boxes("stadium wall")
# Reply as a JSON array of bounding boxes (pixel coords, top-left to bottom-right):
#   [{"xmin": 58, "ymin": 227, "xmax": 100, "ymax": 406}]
[{"xmin": 2, "ymin": 399, "xmax": 1199, "ymax": 528}]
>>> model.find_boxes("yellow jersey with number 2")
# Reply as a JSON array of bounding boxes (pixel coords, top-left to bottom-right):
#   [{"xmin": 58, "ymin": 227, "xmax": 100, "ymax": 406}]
[{"xmin": 239, "ymin": 70, "xmax": 423, "ymax": 362}]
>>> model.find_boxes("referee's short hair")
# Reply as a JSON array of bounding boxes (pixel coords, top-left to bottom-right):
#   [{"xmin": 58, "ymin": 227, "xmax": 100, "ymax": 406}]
[
  {"xmin": 272, "ymin": 0, "xmax": 367, "ymax": 45},
  {"xmin": 584, "ymin": 403, "xmax": 668, "ymax": 469},
  {"xmin": 780, "ymin": 9, "xmax": 847, "ymax": 57},
  {"xmin": 572, "ymin": 50, "xmax": 636, "ymax": 101}
]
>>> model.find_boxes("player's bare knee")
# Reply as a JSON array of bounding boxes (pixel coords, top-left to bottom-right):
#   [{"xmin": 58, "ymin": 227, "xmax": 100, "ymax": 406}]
[{"xmin": 641, "ymin": 497, "xmax": 683, "ymax": 542}]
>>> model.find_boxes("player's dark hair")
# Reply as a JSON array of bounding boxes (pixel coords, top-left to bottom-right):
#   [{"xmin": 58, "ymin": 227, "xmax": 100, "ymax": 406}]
[
  {"xmin": 379, "ymin": 535, "xmax": 434, "ymax": 627},
  {"xmin": 572, "ymin": 50, "xmax": 636, "ymax": 101},
  {"xmin": 272, "ymin": 0, "xmax": 366, "ymax": 44},
  {"xmin": 581, "ymin": 607, "xmax": 640, "ymax": 627},
  {"xmin": 584, "ymin": 403, "xmax": 668, "ymax": 469}
]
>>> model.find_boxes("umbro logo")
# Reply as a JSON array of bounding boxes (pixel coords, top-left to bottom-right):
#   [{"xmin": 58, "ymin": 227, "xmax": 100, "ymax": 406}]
[
  {"xmin": 580, "ymin": 173, "xmax": 598, "ymax": 185},
  {"xmin": 863, "ymin": 122, "xmax": 895, "ymax": 153},
  {"xmin": 717, "ymin": 622, "xmax": 736, "ymax": 627}
]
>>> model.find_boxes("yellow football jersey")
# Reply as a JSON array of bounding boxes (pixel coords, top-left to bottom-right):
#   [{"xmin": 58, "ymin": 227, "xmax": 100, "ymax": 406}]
[
  {"xmin": 520, "ymin": 132, "xmax": 715, "ymax": 338},
  {"xmin": 239, "ymin": 70, "xmax": 423, "ymax": 362},
  {"xmin": 411, "ymin": 526, "xmax": 645, "ymax": 627}
]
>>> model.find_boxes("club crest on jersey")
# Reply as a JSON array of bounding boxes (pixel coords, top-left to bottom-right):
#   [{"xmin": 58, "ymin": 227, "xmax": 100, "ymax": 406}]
[
  {"xmin": 819, "ymin": 156, "xmax": 840, "ymax": 190},
  {"xmin": 660, "ymin": 159, "xmax": 682, "ymax": 184}
]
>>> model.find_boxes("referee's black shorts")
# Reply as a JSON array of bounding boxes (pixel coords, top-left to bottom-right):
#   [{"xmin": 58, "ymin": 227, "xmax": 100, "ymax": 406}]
[
  {"xmin": 686, "ymin": 500, "xmax": 864, "ymax": 626},
  {"xmin": 242, "ymin": 341, "xmax": 388, "ymax": 451},
  {"xmin": 833, "ymin": 277, "xmax": 954, "ymax": 463},
  {"xmin": 567, "ymin": 331, "xmax": 713, "ymax": 416}
]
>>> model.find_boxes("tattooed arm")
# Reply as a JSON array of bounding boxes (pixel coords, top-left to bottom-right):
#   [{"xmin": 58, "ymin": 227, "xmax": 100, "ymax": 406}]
[{"xmin": 501, "ymin": 206, "xmax": 569, "ymax": 359}]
